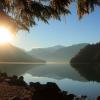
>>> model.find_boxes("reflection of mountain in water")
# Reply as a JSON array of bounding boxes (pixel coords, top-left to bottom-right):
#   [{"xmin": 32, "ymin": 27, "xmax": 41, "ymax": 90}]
[
  {"xmin": 71, "ymin": 63, "xmax": 100, "ymax": 82},
  {"xmin": 27, "ymin": 64, "xmax": 85, "ymax": 81},
  {"xmin": 0, "ymin": 64, "xmax": 39, "ymax": 76},
  {"xmin": 0, "ymin": 64, "xmax": 85, "ymax": 81}
]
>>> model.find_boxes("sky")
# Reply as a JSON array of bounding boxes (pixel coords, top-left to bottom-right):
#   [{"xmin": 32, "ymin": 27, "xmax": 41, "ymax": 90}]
[{"xmin": 11, "ymin": 5, "xmax": 100, "ymax": 51}]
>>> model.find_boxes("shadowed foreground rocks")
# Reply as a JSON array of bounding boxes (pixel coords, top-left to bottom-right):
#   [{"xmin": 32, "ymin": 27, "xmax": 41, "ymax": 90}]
[
  {"xmin": 0, "ymin": 72, "xmax": 98, "ymax": 100},
  {"xmin": 30, "ymin": 82, "xmax": 76, "ymax": 100}
]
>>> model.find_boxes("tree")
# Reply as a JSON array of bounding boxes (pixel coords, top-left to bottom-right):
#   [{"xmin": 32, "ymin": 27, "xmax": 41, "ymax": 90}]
[{"xmin": 0, "ymin": 0, "xmax": 100, "ymax": 33}]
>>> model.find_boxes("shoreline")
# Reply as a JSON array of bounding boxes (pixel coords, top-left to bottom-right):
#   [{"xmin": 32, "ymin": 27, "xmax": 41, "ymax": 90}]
[
  {"xmin": 0, "ymin": 62, "xmax": 45, "ymax": 64},
  {"xmin": 0, "ymin": 72, "xmax": 89, "ymax": 100},
  {"xmin": 0, "ymin": 61, "xmax": 68, "ymax": 64}
]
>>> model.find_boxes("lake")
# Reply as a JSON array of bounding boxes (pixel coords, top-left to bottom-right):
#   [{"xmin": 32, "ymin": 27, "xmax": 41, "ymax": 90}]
[{"xmin": 0, "ymin": 63, "xmax": 100, "ymax": 99}]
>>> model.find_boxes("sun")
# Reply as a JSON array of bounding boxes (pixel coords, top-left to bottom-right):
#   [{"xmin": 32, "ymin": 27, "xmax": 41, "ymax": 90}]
[{"xmin": 0, "ymin": 27, "xmax": 13, "ymax": 44}]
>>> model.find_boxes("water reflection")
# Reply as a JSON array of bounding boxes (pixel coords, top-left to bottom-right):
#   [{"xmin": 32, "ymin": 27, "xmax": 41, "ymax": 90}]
[
  {"xmin": 0, "ymin": 64, "xmax": 39, "ymax": 76},
  {"xmin": 0, "ymin": 63, "xmax": 100, "ymax": 82},
  {"xmin": 0, "ymin": 64, "xmax": 100, "ymax": 99},
  {"xmin": 71, "ymin": 63, "xmax": 100, "ymax": 82},
  {"xmin": 0, "ymin": 64, "xmax": 85, "ymax": 80},
  {"xmin": 23, "ymin": 73, "xmax": 100, "ymax": 100},
  {"xmin": 26, "ymin": 64, "xmax": 85, "ymax": 80}
]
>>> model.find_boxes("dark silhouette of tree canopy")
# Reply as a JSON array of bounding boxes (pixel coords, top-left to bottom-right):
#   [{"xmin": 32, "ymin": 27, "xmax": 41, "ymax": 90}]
[{"xmin": 0, "ymin": 0, "xmax": 100, "ymax": 33}]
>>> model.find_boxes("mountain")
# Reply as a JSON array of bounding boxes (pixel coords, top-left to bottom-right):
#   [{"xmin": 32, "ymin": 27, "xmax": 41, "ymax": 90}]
[
  {"xmin": 29, "ymin": 43, "xmax": 88, "ymax": 62},
  {"xmin": 70, "ymin": 42, "xmax": 100, "ymax": 64},
  {"xmin": 0, "ymin": 44, "xmax": 45, "ymax": 63},
  {"xmin": 29, "ymin": 45, "xmax": 64, "ymax": 54}
]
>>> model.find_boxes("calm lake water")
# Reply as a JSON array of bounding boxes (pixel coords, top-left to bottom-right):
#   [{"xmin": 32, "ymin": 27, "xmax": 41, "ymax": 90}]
[{"xmin": 0, "ymin": 64, "xmax": 100, "ymax": 99}]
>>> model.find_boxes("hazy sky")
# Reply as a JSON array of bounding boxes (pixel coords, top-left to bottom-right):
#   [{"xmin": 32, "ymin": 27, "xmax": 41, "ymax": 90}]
[{"xmin": 11, "ymin": 6, "xmax": 100, "ymax": 51}]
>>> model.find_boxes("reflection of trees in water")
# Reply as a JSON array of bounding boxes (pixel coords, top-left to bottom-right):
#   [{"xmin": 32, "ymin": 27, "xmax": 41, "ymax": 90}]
[
  {"xmin": 70, "ymin": 43, "xmax": 100, "ymax": 82},
  {"xmin": 0, "ymin": 64, "xmax": 40, "ymax": 76},
  {"xmin": 70, "ymin": 63, "xmax": 100, "ymax": 82}
]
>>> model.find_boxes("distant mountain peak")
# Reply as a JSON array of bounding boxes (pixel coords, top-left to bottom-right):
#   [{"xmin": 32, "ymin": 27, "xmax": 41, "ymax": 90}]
[
  {"xmin": 47, "ymin": 45, "xmax": 64, "ymax": 50},
  {"xmin": 29, "ymin": 43, "xmax": 88, "ymax": 62},
  {"xmin": 51, "ymin": 45, "xmax": 64, "ymax": 48}
]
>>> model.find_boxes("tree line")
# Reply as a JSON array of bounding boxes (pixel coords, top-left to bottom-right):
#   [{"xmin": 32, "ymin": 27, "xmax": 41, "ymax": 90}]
[{"xmin": 70, "ymin": 42, "xmax": 100, "ymax": 64}]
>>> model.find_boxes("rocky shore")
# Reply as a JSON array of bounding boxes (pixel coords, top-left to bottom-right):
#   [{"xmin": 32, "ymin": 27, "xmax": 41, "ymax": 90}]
[{"xmin": 0, "ymin": 72, "xmax": 99, "ymax": 100}]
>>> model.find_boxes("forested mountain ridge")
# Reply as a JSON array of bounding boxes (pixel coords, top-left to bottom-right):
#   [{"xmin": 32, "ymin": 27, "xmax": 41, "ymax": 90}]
[{"xmin": 70, "ymin": 42, "xmax": 100, "ymax": 64}]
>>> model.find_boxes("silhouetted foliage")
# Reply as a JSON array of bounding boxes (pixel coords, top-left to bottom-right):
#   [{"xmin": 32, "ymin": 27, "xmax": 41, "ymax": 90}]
[
  {"xmin": 0, "ymin": 0, "xmax": 100, "ymax": 33},
  {"xmin": 70, "ymin": 42, "xmax": 100, "ymax": 64},
  {"xmin": 30, "ymin": 82, "xmax": 76, "ymax": 100},
  {"xmin": 8, "ymin": 75, "xmax": 27, "ymax": 86}
]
